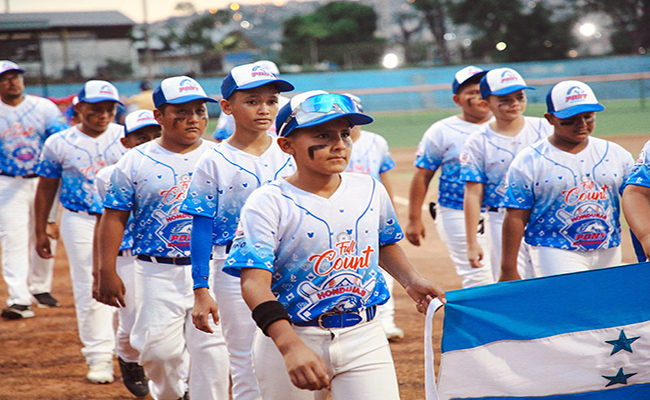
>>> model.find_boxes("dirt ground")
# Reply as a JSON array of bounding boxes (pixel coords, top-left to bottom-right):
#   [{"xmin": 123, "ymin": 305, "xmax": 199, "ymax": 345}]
[{"xmin": 0, "ymin": 135, "xmax": 646, "ymax": 400}]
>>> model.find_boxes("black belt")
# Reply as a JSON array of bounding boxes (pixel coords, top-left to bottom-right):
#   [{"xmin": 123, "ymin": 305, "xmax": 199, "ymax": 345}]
[
  {"xmin": 136, "ymin": 254, "xmax": 191, "ymax": 265},
  {"xmin": 210, "ymin": 243, "xmax": 233, "ymax": 260},
  {"xmin": 67, "ymin": 209, "xmax": 101, "ymax": 216},
  {"xmin": 488, "ymin": 207, "xmax": 500, "ymax": 212},
  {"xmin": 0, "ymin": 171, "xmax": 38, "ymax": 179},
  {"xmin": 293, "ymin": 306, "xmax": 377, "ymax": 329}
]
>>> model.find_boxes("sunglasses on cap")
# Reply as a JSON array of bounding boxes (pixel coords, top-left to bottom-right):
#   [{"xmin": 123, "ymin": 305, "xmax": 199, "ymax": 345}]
[{"xmin": 279, "ymin": 94, "xmax": 358, "ymax": 135}]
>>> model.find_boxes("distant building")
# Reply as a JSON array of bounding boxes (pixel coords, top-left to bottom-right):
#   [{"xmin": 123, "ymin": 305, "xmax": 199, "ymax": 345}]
[{"xmin": 0, "ymin": 11, "xmax": 136, "ymax": 79}]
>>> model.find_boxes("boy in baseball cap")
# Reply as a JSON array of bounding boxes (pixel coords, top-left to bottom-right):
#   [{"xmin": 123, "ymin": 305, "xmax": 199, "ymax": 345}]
[
  {"xmin": 460, "ymin": 67, "xmax": 553, "ymax": 282},
  {"xmin": 122, "ymin": 109, "xmax": 161, "ymax": 147},
  {"xmin": 223, "ymin": 90, "xmax": 445, "ymax": 399},
  {"xmin": 501, "ymin": 80, "xmax": 633, "ymax": 280},
  {"xmin": 181, "ymin": 62, "xmax": 295, "ymax": 399}
]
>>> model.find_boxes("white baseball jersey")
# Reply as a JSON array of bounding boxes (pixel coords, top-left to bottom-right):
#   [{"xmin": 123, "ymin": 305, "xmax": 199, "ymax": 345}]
[
  {"xmin": 0, "ymin": 94, "xmax": 67, "ymax": 176},
  {"xmin": 224, "ymin": 173, "xmax": 403, "ymax": 322},
  {"xmin": 415, "ymin": 115, "xmax": 492, "ymax": 210},
  {"xmin": 627, "ymin": 139, "xmax": 650, "ymax": 188},
  {"xmin": 180, "ymin": 137, "xmax": 295, "ymax": 286},
  {"xmin": 95, "ymin": 164, "xmax": 134, "ymax": 251},
  {"xmin": 460, "ymin": 116, "xmax": 553, "ymax": 208},
  {"xmin": 104, "ymin": 139, "xmax": 212, "ymax": 257},
  {"xmin": 36, "ymin": 123, "xmax": 125, "ymax": 213},
  {"xmin": 503, "ymin": 137, "xmax": 633, "ymax": 251},
  {"xmin": 345, "ymin": 130, "xmax": 395, "ymax": 180}
]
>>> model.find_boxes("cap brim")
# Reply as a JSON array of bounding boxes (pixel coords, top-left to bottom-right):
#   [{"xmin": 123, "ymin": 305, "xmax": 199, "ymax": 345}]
[
  {"xmin": 298, "ymin": 112, "xmax": 374, "ymax": 130},
  {"xmin": 552, "ymin": 104, "xmax": 605, "ymax": 119},
  {"xmin": 126, "ymin": 121, "xmax": 160, "ymax": 134},
  {"xmin": 454, "ymin": 71, "xmax": 488, "ymax": 93},
  {"xmin": 80, "ymin": 97, "xmax": 124, "ymax": 106},
  {"xmin": 491, "ymin": 85, "xmax": 535, "ymax": 96},
  {"xmin": 0, "ymin": 68, "xmax": 25, "ymax": 75},
  {"xmin": 238, "ymin": 78, "xmax": 295, "ymax": 93},
  {"xmin": 163, "ymin": 94, "xmax": 219, "ymax": 105}
]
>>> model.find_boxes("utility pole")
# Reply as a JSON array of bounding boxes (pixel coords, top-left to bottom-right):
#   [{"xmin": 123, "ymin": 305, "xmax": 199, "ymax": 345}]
[{"xmin": 142, "ymin": 0, "xmax": 153, "ymax": 81}]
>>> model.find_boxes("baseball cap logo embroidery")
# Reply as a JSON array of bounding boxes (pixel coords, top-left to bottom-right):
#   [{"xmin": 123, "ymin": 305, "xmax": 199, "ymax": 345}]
[
  {"xmin": 565, "ymin": 86, "xmax": 588, "ymax": 103},
  {"xmin": 251, "ymin": 65, "xmax": 274, "ymax": 78},
  {"xmin": 136, "ymin": 111, "xmax": 153, "ymax": 123},
  {"xmin": 178, "ymin": 78, "xmax": 200, "ymax": 93},
  {"xmin": 99, "ymin": 85, "xmax": 115, "ymax": 95},
  {"xmin": 500, "ymin": 70, "xmax": 519, "ymax": 84}
]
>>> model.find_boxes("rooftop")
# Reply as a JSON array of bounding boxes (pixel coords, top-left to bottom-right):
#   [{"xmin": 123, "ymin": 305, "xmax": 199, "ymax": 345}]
[{"xmin": 0, "ymin": 11, "xmax": 135, "ymax": 31}]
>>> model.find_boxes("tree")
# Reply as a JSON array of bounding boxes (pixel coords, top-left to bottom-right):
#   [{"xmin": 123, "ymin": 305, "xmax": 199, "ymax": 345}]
[
  {"xmin": 395, "ymin": 12, "xmax": 427, "ymax": 64},
  {"xmin": 573, "ymin": 0, "xmax": 650, "ymax": 54},
  {"xmin": 410, "ymin": 0, "xmax": 452, "ymax": 64}
]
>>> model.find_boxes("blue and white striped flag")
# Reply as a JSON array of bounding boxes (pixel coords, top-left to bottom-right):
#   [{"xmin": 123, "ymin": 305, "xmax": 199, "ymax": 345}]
[{"xmin": 425, "ymin": 262, "xmax": 650, "ymax": 400}]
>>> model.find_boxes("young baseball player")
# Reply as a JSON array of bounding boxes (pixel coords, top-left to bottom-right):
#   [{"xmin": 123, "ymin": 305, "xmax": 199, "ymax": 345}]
[
  {"xmin": 213, "ymin": 60, "xmax": 289, "ymax": 142},
  {"xmin": 93, "ymin": 109, "xmax": 161, "ymax": 397},
  {"xmin": 500, "ymin": 80, "xmax": 633, "ymax": 280},
  {"xmin": 460, "ymin": 67, "xmax": 554, "ymax": 281},
  {"xmin": 342, "ymin": 93, "xmax": 404, "ymax": 340},
  {"xmin": 623, "ymin": 140, "xmax": 650, "ymax": 261},
  {"xmin": 181, "ymin": 62, "xmax": 295, "ymax": 400},
  {"xmin": 0, "ymin": 60, "xmax": 68, "ymax": 319},
  {"xmin": 34, "ymin": 79, "xmax": 125, "ymax": 383},
  {"xmin": 406, "ymin": 66, "xmax": 495, "ymax": 289},
  {"xmin": 223, "ymin": 90, "xmax": 446, "ymax": 400},
  {"xmin": 96, "ymin": 76, "xmax": 229, "ymax": 400}
]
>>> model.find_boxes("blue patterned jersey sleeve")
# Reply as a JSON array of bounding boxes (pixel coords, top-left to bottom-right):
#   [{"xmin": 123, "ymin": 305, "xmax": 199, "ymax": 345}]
[
  {"xmin": 414, "ymin": 130, "xmax": 442, "ymax": 171},
  {"xmin": 503, "ymin": 154, "xmax": 534, "ymax": 210},
  {"xmin": 180, "ymin": 156, "xmax": 218, "ymax": 218},
  {"xmin": 626, "ymin": 140, "xmax": 650, "ymax": 189},
  {"xmin": 377, "ymin": 181, "xmax": 404, "ymax": 246},
  {"xmin": 104, "ymin": 163, "xmax": 135, "ymax": 211},
  {"xmin": 459, "ymin": 133, "xmax": 486, "ymax": 183},
  {"xmin": 36, "ymin": 138, "xmax": 62, "ymax": 178}
]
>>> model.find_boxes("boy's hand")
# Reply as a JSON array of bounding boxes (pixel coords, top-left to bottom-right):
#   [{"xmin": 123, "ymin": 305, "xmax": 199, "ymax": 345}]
[
  {"xmin": 404, "ymin": 276, "xmax": 446, "ymax": 314},
  {"xmin": 467, "ymin": 242, "xmax": 484, "ymax": 268},
  {"xmin": 405, "ymin": 219, "xmax": 425, "ymax": 246},
  {"xmin": 499, "ymin": 268, "xmax": 522, "ymax": 282},
  {"xmin": 96, "ymin": 269, "xmax": 126, "ymax": 308},
  {"xmin": 192, "ymin": 287, "xmax": 220, "ymax": 333},
  {"xmin": 46, "ymin": 222, "xmax": 60, "ymax": 240},
  {"xmin": 35, "ymin": 232, "xmax": 54, "ymax": 259},
  {"xmin": 283, "ymin": 341, "xmax": 331, "ymax": 391}
]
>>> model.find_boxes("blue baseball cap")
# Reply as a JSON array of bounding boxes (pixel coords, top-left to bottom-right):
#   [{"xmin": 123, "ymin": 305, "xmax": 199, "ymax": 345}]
[
  {"xmin": 452, "ymin": 66, "xmax": 488, "ymax": 94},
  {"xmin": 124, "ymin": 109, "xmax": 160, "ymax": 134},
  {"xmin": 480, "ymin": 67, "xmax": 534, "ymax": 99},
  {"xmin": 0, "ymin": 60, "xmax": 24, "ymax": 76},
  {"xmin": 78, "ymin": 80, "xmax": 123, "ymax": 105},
  {"xmin": 546, "ymin": 80, "xmax": 604, "ymax": 119},
  {"xmin": 153, "ymin": 76, "xmax": 218, "ymax": 108},
  {"xmin": 221, "ymin": 62, "xmax": 294, "ymax": 99},
  {"xmin": 276, "ymin": 90, "xmax": 373, "ymax": 137}
]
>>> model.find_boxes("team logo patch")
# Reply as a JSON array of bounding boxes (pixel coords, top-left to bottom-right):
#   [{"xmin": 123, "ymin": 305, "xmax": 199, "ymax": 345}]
[
  {"xmin": 308, "ymin": 239, "xmax": 375, "ymax": 276},
  {"xmin": 635, "ymin": 150, "xmax": 646, "ymax": 165},
  {"xmin": 565, "ymin": 86, "xmax": 588, "ymax": 104},
  {"xmin": 99, "ymin": 85, "xmax": 115, "ymax": 95},
  {"xmin": 179, "ymin": 78, "xmax": 200, "ymax": 93},
  {"xmin": 500, "ymin": 70, "xmax": 520, "ymax": 84},
  {"xmin": 250, "ymin": 65, "xmax": 274, "ymax": 79},
  {"xmin": 136, "ymin": 111, "xmax": 154, "ymax": 123}
]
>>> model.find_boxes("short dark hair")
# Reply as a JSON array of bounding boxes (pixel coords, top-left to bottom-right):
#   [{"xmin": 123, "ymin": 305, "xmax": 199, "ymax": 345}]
[{"xmin": 455, "ymin": 74, "xmax": 483, "ymax": 95}]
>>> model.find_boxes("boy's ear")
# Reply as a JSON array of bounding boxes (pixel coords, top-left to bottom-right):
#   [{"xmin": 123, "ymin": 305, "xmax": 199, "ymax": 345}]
[
  {"xmin": 220, "ymin": 98, "xmax": 233, "ymax": 115},
  {"xmin": 452, "ymin": 93, "xmax": 461, "ymax": 107},
  {"xmin": 277, "ymin": 136, "xmax": 295, "ymax": 156},
  {"xmin": 153, "ymin": 108, "xmax": 164, "ymax": 124},
  {"xmin": 544, "ymin": 113, "xmax": 555, "ymax": 125},
  {"xmin": 120, "ymin": 137, "xmax": 129, "ymax": 147}
]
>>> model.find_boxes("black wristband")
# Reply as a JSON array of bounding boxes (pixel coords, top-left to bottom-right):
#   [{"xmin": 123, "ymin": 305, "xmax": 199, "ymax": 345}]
[{"xmin": 252, "ymin": 300, "xmax": 291, "ymax": 336}]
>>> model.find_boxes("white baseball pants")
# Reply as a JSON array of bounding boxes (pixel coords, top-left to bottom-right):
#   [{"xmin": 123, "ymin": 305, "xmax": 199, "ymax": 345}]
[
  {"xmin": 485, "ymin": 208, "xmax": 536, "ymax": 280},
  {"xmin": 212, "ymin": 244, "xmax": 262, "ymax": 400},
  {"xmin": 60, "ymin": 209, "xmax": 116, "ymax": 365},
  {"xmin": 115, "ymin": 251, "xmax": 140, "ymax": 363},
  {"xmin": 530, "ymin": 245, "xmax": 622, "ymax": 277},
  {"xmin": 0, "ymin": 175, "xmax": 55, "ymax": 306},
  {"xmin": 131, "ymin": 258, "xmax": 229, "ymax": 400},
  {"xmin": 435, "ymin": 205, "xmax": 494, "ymax": 287},
  {"xmin": 253, "ymin": 318, "xmax": 400, "ymax": 400}
]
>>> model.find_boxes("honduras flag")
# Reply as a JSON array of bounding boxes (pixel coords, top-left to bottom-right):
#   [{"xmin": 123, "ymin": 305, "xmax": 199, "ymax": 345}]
[{"xmin": 425, "ymin": 262, "xmax": 650, "ymax": 400}]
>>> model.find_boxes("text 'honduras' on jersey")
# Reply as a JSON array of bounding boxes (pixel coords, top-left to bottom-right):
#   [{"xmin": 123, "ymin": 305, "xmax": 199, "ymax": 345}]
[
  {"xmin": 95, "ymin": 164, "xmax": 134, "ymax": 251},
  {"xmin": 0, "ymin": 94, "xmax": 68, "ymax": 176},
  {"xmin": 626, "ymin": 139, "xmax": 650, "ymax": 188},
  {"xmin": 180, "ymin": 137, "xmax": 295, "ymax": 245},
  {"xmin": 104, "ymin": 139, "xmax": 212, "ymax": 258},
  {"xmin": 503, "ymin": 137, "xmax": 633, "ymax": 251},
  {"xmin": 415, "ymin": 115, "xmax": 491, "ymax": 210},
  {"xmin": 36, "ymin": 123, "xmax": 126, "ymax": 213},
  {"xmin": 460, "ymin": 116, "xmax": 553, "ymax": 209},
  {"xmin": 345, "ymin": 130, "xmax": 395, "ymax": 180},
  {"xmin": 223, "ymin": 173, "xmax": 403, "ymax": 323}
]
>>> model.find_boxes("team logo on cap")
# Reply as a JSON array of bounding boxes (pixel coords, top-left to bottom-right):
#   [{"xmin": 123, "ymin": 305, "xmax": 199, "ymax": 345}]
[
  {"xmin": 251, "ymin": 65, "xmax": 274, "ymax": 78},
  {"xmin": 136, "ymin": 111, "xmax": 154, "ymax": 123},
  {"xmin": 500, "ymin": 70, "xmax": 520, "ymax": 84},
  {"xmin": 99, "ymin": 85, "xmax": 115, "ymax": 95},
  {"xmin": 565, "ymin": 86, "xmax": 588, "ymax": 103},
  {"xmin": 179, "ymin": 78, "xmax": 200, "ymax": 93}
]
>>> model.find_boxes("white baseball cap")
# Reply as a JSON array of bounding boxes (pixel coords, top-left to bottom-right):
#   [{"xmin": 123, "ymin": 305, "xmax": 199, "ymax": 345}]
[
  {"xmin": 153, "ymin": 76, "xmax": 217, "ymax": 108},
  {"xmin": 546, "ymin": 80, "xmax": 604, "ymax": 119},
  {"xmin": 480, "ymin": 67, "xmax": 534, "ymax": 98},
  {"xmin": 452, "ymin": 66, "xmax": 487, "ymax": 94},
  {"xmin": 124, "ymin": 109, "xmax": 160, "ymax": 134},
  {"xmin": 221, "ymin": 62, "xmax": 294, "ymax": 99},
  {"xmin": 254, "ymin": 60, "xmax": 280, "ymax": 76},
  {"xmin": 0, "ymin": 60, "xmax": 24, "ymax": 76},
  {"xmin": 77, "ymin": 80, "xmax": 123, "ymax": 105}
]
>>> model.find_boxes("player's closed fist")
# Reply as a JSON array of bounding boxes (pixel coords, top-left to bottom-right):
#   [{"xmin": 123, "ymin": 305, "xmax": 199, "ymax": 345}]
[{"xmin": 284, "ymin": 343, "xmax": 331, "ymax": 391}]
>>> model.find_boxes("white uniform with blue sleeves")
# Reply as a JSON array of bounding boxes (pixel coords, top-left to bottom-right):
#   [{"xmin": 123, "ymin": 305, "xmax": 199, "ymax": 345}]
[
  {"xmin": 627, "ymin": 139, "xmax": 650, "ymax": 187},
  {"xmin": 95, "ymin": 164, "xmax": 140, "ymax": 364},
  {"xmin": 36, "ymin": 123, "xmax": 124, "ymax": 367},
  {"xmin": 180, "ymin": 138, "xmax": 295, "ymax": 400},
  {"xmin": 346, "ymin": 130, "xmax": 394, "ymax": 179},
  {"xmin": 504, "ymin": 137, "xmax": 633, "ymax": 276},
  {"xmin": 460, "ymin": 116, "xmax": 554, "ymax": 280},
  {"xmin": 0, "ymin": 94, "xmax": 67, "ymax": 307},
  {"xmin": 415, "ymin": 115, "xmax": 494, "ymax": 287},
  {"xmin": 104, "ymin": 139, "xmax": 229, "ymax": 400},
  {"xmin": 224, "ymin": 173, "xmax": 403, "ymax": 400}
]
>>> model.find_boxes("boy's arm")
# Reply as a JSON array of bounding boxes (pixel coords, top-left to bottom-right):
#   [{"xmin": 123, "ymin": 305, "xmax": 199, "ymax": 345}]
[
  {"xmin": 379, "ymin": 171, "xmax": 395, "ymax": 206},
  {"xmin": 240, "ymin": 268, "xmax": 331, "ymax": 392},
  {"xmin": 499, "ymin": 208, "xmax": 530, "ymax": 281},
  {"xmin": 378, "ymin": 243, "xmax": 446, "ymax": 313},
  {"xmin": 191, "ymin": 215, "xmax": 220, "ymax": 334},
  {"xmin": 622, "ymin": 184, "xmax": 650, "ymax": 259},
  {"xmin": 464, "ymin": 181, "xmax": 485, "ymax": 268},
  {"xmin": 96, "ymin": 208, "xmax": 130, "ymax": 308},
  {"xmin": 34, "ymin": 177, "xmax": 61, "ymax": 259},
  {"xmin": 406, "ymin": 167, "xmax": 435, "ymax": 246},
  {"xmin": 92, "ymin": 214, "xmax": 102, "ymax": 300}
]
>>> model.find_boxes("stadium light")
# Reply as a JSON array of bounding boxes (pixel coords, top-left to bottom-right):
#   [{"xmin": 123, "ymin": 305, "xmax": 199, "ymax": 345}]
[
  {"xmin": 496, "ymin": 42, "xmax": 507, "ymax": 51},
  {"xmin": 383, "ymin": 53, "xmax": 399, "ymax": 69},
  {"xmin": 579, "ymin": 23, "xmax": 597, "ymax": 37}
]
